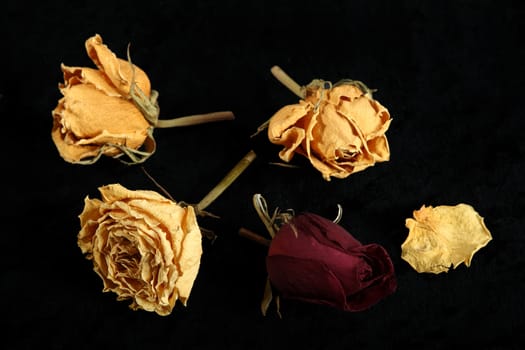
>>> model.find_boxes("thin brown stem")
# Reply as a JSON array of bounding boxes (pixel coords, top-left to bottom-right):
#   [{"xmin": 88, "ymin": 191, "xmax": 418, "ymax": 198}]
[
  {"xmin": 141, "ymin": 166, "xmax": 175, "ymax": 201},
  {"xmin": 238, "ymin": 227, "xmax": 271, "ymax": 247},
  {"xmin": 196, "ymin": 150, "xmax": 257, "ymax": 212},
  {"xmin": 155, "ymin": 111, "xmax": 235, "ymax": 128}
]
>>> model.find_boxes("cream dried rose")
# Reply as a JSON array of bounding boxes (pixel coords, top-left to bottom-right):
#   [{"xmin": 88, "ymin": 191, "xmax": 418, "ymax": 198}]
[
  {"xmin": 267, "ymin": 66, "xmax": 392, "ymax": 181},
  {"xmin": 52, "ymin": 34, "xmax": 153, "ymax": 164},
  {"xmin": 401, "ymin": 203, "xmax": 493, "ymax": 274},
  {"xmin": 78, "ymin": 183, "xmax": 202, "ymax": 316}
]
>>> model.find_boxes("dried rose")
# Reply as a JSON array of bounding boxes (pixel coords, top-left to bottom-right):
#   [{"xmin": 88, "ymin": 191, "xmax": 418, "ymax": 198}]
[
  {"xmin": 78, "ymin": 183, "xmax": 202, "ymax": 316},
  {"xmin": 52, "ymin": 34, "xmax": 234, "ymax": 165},
  {"xmin": 77, "ymin": 150, "xmax": 256, "ymax": 315},
  {"xmin": 266, "ymin": 66, "xmax": 392, "ymax": 181},
  {"xmin": 401, "ymin": 203, "xmax": 492, "ymax": 274},
  {"xmin": 265, "ymin": 213, "xmax": 397, "ymax": 312},
  {"xmin": 51, "ymin": 34, "xmax": 154, "ymax": 164}
]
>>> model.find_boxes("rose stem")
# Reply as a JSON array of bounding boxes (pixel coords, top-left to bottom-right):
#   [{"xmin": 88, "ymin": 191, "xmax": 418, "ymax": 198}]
[
  {"xmin": 270, "ymin": 65, "xmax": 304, "ymax": 98},
  {"xmin": 196, "ymin": 150, "xmax": 257, "ymax": 213},
  {"xmin": 238, "ymin": 227, "xmax": 271, "ymax": 247},
  {"xmin": 156, "ymin": 111, "xmax": 235, "ymax": 128}
]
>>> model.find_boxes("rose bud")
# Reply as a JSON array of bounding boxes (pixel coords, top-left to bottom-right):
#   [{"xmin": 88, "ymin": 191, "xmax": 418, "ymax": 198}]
[
  {"xmin": 266, "ymin": 66, "xmax": 392, "ymax": 181},
  {"xmin": 51, "ymin": 34, "xmax": 153, "ymax": 164},
  {"xmin": 78, "ymin": 183, "xmax": 202, "ymax": 316},
  {"xmin": 266, "ymin": 212, "xmax": 397, "ymax": 312},
  {"xmin": 52, "ymin": 34, "xmax": 234, "ymax": 165}
]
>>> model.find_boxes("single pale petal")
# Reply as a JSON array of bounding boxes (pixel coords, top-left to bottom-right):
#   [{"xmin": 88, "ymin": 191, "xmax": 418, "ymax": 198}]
[
  {"xmin": 307, "ymin": 154, "xmax": 347, "ymax": 181},
  {"xmin": 401, "ymin": 204, "xmax": 493, "ymax": 273},
  {"xmin": 276, "ymin": 127, "xmax": 306, "ymax": 162},
  {"xmin": 173, "ymin": 206, "xmax": 202, "ymax": 305},
  {"xmin": 58, "ymin": 84, "xmax": 149, "ymax": 139},
  {"xmin": 367, "ymin": 135, "xmax": 390, "ymax": 162},
  {"xmin": 268, "ymin": 102, "xmax": 311, "ymax": 141},
  {"xmin": 327, "ymin": 84, "xmax": 363, "ymax": 104},
  {"xmin": 338, "ymin": 96, "xmax": 391, "ymax": 137},
  {"xmin": 77, "ymin": 196, "xmax": 104, "ymax": 254},
  {"xmin": 78, "ymin": 196, "xmax": 104, "ymax": 228},
  {"xmin": 85, "ymin": 34, "xmax": 151, "ymax": 97},
  {"xmin": 99, "ymin": 183, "xmax": 170, "ymax": 203},
  {"xmin": 61, "ymin": 64, "xmax": 122, "ymax": 97},
  {"xmin": 268, "ymin": 102, "xmax": 312, "ymax": 162}
]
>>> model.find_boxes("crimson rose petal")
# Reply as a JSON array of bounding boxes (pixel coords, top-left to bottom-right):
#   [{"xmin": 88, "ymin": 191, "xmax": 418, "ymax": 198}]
[
  {"xmin": 266, "ymin": 213, "xmax": 397, "ymax": 311},
  {"xmin": 267, "ymin": 256, "xmax": 347, "ymax": 308}
]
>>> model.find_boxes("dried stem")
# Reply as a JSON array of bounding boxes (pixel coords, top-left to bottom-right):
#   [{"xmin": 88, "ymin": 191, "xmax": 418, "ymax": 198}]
[
  {"xmin": 141, "ymin": 166, "xmax": 175, "ymax": 201},
  {"xmin": 196, "ymin": 150, "xmax": 257, "ymax": 212},
  {"xmin": 238, "ymin": 227, "xmax": 271, "ymax": 247},
  {"xmin": 156, "ymin": 111, "xmax": 235, "ymax": 128},
  {"xmin": 252, "ymin": 194, "xmax": 277, "ymax": 238},
  {"xmin": 271, "ymin": 65, "xmax": 304, "ymax": 98}
]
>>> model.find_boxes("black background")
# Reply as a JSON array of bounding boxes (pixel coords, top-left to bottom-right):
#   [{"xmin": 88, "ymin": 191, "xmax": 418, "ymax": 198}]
[{"xmin": 2, "ymin": 0, "xmax": 524, "ymax": 349}]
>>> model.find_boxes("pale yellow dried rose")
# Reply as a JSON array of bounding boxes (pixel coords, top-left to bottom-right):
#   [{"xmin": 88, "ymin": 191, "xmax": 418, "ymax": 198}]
[
  {"xmin": 78, "ymin": 183, "xmax": 202, "ymax": 316},
  {"xmin": 267, "ymin": 71, "xmax": 392, "ymax": 181},
  {"xmin": 51, "ymin": 34, "xmax": 154, "ymax": 164},
  {"xmin": 401, "ymin": 203, "xmax": 492, "ymax": 274}
]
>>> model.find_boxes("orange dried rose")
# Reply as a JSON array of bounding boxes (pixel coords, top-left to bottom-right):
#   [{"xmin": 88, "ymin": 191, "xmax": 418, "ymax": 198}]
[
  {"xmin": 401, "ymin": 203, "xmax": 493, "ymax": 274},
  {"xmin": 266, "ymin": 66, "xmax": 392, "ymax": 181},
  {"xmin": 51, "ymin": 34, "xmax": 154, "ymax": 164},
  {"xmin": 52, "ymin": 34, "xmax": 234, "ymax": 165},
  {"xmin": 78, "ymin": 183, "xmax": 202, "ymax": 316}
]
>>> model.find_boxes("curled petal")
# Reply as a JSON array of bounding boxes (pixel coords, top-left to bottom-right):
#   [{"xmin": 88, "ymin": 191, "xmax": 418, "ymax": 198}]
[{"xmin": 85, "ymin": 33, "xmax": 151, "ymax": 97}]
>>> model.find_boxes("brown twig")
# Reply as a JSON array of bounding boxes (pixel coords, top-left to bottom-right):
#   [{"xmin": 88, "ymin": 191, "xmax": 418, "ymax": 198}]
[{"xmin": 238, "ymin": 227, "xmax": 271, "ymax": 247}]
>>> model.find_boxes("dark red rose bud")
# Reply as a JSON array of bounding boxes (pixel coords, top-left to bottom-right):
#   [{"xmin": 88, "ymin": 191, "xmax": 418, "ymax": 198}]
[{"xmin": 266, "ymin": 213, "xmax": 397, "ymax": 311}]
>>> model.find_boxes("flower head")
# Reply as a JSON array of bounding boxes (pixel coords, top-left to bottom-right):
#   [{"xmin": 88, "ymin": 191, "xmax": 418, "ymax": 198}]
[
  {"xmin": 268, "ymin": 79, "xmax": 391, "ymax": 180},
  {"xmin": 78, "ymin": 183, "xmax": 202, "ymax": 315},
  {"xmin": 52, "ymin": 34, "xmax": 155, "ymax": 164},
  {"xmin": 240, "ymin": 194, "xmax": 397, "ymax": 315},
  {"xmin": 52, "ymin": 34, "xmax": 235, "ymax": 165},
  {"xmin": 265, "ymin": 66, "xmax": 392, "ymax": 181},
  {"xmin": 266, "ymin": 212, "xmax": 397, "ymax": 312}
]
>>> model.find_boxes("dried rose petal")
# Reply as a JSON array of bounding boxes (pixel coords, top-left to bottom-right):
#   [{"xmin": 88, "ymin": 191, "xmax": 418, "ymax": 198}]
[{"xmin": 401, "ymin": 203, "xmax": 492, "ymax": 274}]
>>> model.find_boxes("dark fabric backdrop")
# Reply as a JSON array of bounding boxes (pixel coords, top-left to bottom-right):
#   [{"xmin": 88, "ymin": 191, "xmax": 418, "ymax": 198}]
[{"xmin": 2, "ymin": 0, "xmax": 524, "ymax": 349}]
